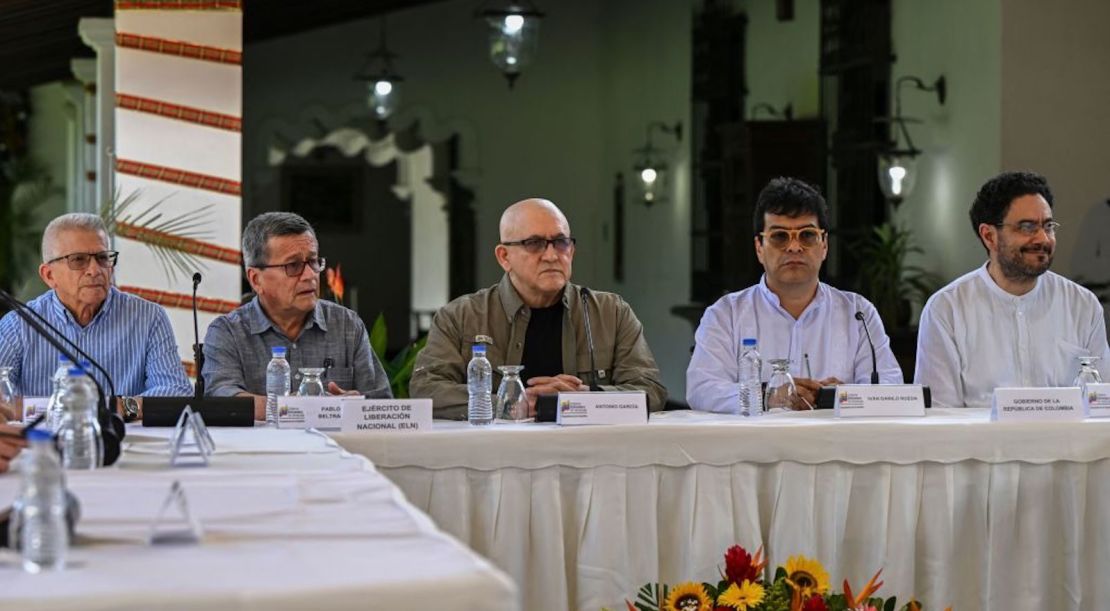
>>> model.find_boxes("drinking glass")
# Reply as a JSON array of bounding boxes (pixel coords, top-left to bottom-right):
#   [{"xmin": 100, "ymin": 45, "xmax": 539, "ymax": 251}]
[
  {"xmin": 1074, "ymin": 356, "xmax": 1103, "ymax": 388},
  {"xmin": 0, "ymin": 367, "xmax": 21, "ymax": 422},
  {"xmin": 764, "ymin": 359, "xmax": 796, "ymax": 413},
  {"xmin": 297, "ymin": 368, "xmax": 326, "ymax": 396},
  {"xmin": 496, "ymin": 366, "xmax": 529, "ymax": 421}
]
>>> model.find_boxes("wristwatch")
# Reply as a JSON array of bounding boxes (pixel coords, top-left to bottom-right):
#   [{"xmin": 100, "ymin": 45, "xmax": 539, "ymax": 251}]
[{"xmin": 121, "ymin": 396, "xmax": 140, "ymax": 422}]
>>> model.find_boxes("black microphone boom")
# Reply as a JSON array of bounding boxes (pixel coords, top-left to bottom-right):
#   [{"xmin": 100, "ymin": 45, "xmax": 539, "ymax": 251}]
[
  {"xmin": 854, "ymin": 310, "xmax": 880, "ymax": 384},
  {"xmin": 0, "ymin": 289, "xmax": 124, "ymax": 466},
  {"xmin": 191, "ymin": 272, "xmax": 204, "ymax": 399},
  {"xmin": 579, "ymin": 287, "xmax": 603, "ymax": 391}
]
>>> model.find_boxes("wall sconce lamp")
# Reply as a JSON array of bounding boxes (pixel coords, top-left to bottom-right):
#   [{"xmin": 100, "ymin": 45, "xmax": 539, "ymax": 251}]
[
  {"xmin": 750, "ymin": 102, "xmax": 794, "ymax": 121},
  {"xmin": 632, "ymin": 121, "xmax": 683, "ymax": 205},
  {"xmin": 877, "ymin": 75, "xmax": 946, "ymax": 205},
  {"xmin": 355, "ymin": 18, "xmax": 404, "ymax": 121},
  {"xmin": 476, "ymin": 1, "xmax": 545, "ymax": 88}
]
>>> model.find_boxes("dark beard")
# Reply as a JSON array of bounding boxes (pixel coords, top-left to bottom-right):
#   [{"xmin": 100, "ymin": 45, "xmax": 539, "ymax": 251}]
[{"xmin": 997, "ymin": 243, "xmax": 1053, "ymax": 280}]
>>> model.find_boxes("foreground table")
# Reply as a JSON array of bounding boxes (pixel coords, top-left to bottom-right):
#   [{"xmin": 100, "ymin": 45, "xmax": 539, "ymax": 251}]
[
  {"xmin": 332, "ymin": 408, "xmax": 1110, "ymax": 611},
  {"xmin": 0, "ymin": 426, "xmax": 518, "ymax": 611}
]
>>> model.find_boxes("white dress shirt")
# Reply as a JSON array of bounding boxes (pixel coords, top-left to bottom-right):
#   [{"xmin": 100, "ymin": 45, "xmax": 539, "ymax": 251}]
[
  {"xmin": 914, "ymin": 263, "xmax": 1110, "ymax": 407},
  {"xmin": 686, "ymin": 277, "xmax": 904, "ymax": 413}
]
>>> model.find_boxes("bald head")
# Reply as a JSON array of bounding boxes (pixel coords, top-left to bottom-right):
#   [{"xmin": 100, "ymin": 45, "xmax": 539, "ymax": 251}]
[{"xmin": 499, "ymin": 198, "xmax": 570, "ymax": 242}]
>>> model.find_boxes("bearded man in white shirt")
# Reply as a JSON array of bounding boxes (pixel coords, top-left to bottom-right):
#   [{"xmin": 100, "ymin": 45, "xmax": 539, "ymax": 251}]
[
  {"xmin": 686, "ymin": 177, "xmax": 903, "ymax": 412},
  {"xmin": 915, "ymin": 171, "xmax": 1110, "ymax": 406}
]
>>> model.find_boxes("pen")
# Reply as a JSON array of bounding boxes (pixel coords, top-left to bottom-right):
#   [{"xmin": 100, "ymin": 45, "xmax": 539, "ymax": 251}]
[{"xmin": 804, "ymin": 353, "xmax": 813, "ymax": 379}]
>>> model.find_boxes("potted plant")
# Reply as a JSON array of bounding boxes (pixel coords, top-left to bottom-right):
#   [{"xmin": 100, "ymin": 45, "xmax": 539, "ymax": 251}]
[{"xmin": 853, "ymin": 222, "xmax": 941, "ymax": 328}]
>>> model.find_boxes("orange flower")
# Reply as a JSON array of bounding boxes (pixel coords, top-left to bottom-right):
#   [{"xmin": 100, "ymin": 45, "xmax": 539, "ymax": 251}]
[
  {"xmin": 842, "ymin": 568, "xmax": 884, "ymax": 609},
  {"xmin": 326, "ymin": 263, "xmax": 345, "ymax": 303}
]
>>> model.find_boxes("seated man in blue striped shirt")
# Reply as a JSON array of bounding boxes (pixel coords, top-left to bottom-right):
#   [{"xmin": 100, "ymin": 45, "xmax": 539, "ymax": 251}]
[
  {"xmin": 0, "ymin": 213, "xmax": 192, "ymax": 401},
  {"xmin": 202, "ymin": 212, "xmax": 391, "ymax": 420}
]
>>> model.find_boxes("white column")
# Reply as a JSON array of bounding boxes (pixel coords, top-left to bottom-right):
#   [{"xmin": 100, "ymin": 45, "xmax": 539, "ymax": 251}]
[
  {"xmin": 78, "ymin": 18, "xmax": 115, "ymax": 214},
  {"xmin": 68, "ymin": 58, "xmax": 98, "ymax": 213}
]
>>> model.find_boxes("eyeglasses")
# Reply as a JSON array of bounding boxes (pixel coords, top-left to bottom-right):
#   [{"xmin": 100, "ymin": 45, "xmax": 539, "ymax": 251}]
[
  {"xmin": 499, "ymin": 237, "xmax": 577, "ymax": 254},
  {"xmin": 994, "ymin": 220, "xmax": 1061, "ymax": 236},
  {"xmin": 46, "ymin": 250, "xmax": 119, "ymax": 270},
  {"xmin": 759, "ymin": 228, "xmax": 826, "ymax": 249},
  {"xmin": 254, "ymin": 256, "xmax": 327, "ymax": 277}
]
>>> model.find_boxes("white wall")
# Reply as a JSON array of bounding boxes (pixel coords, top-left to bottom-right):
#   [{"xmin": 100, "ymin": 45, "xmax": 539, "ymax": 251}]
[{"xmin": 740, "ymin": 0, "xmax": 820, "ymax": 119}]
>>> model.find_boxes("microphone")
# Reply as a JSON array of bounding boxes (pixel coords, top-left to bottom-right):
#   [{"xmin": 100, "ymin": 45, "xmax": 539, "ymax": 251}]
[
  {"xmin": 579, "ymin": 287, "xmax": 603, "ymax": 391},
  {"xmin": 0, "ymin": 289, "xmax": 123, "ymax": 466},
  {"xmin": 191, "ymin": 272, "xmax": 204, "ymax": 399},
  {"xmin": 854, "ymin": 310, "xmax": 880, "ymax": 384}
]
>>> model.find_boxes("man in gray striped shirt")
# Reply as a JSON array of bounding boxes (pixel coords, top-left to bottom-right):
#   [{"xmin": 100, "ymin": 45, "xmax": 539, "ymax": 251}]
[
  {"xmin": 0, "ymin": 213, "xmax": 192, "ymax": 399},
  {"xmin": 203, "ymin": 212, "xmax": 391, "ymax": 419}
]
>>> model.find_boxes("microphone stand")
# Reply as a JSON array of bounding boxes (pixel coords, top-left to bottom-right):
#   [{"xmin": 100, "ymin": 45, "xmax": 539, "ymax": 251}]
[
  {"xmin": 191, "ymin": 273, "xmax": 205, "ymax": 399},
  {"xmin": 0, "ymin": 289, "xmax": 123, "ymax": 466},
  {"xmin": 579, "ymin": 287, "xmax": 603, "ymax": 391},
  {"xmin": 854, "ymin": 310, "xmax": 880, "ymax": 384}
]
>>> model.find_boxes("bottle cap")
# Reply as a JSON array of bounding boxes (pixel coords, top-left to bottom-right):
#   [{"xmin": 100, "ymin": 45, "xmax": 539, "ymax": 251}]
[
  {"xmin": 67, "ymin": 366, "xmax": 85, "ymax": 376},
  {"xmin": 26, "ymin": 428, "xmax": 53, "ymax": 443},
  {"xmin": 272, "ymin": 346, "xmax": 287, "ymax": 356},
  {"xmin": 742, "ymin": 338, "xmax": 757, "ymax": 347},
  {"xmin": 472, "ymin": 344, "xmax": 486, "ymax": 354}
]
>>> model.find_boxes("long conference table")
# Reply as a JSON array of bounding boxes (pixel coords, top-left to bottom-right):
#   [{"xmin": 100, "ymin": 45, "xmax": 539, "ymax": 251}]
[
  {"xmin": 331, "ymin": 408, "xmax": 1110, "ymax": 611},
  {"xmin": 0, "ymin": 426, "xmax": 519, "ymax": 611}
]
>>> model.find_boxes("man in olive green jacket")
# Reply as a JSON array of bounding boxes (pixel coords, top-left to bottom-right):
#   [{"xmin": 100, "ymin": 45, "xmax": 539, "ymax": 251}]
[{"xmin": 411, "ymin": 198, "xmax": 667, "ymax": 419}]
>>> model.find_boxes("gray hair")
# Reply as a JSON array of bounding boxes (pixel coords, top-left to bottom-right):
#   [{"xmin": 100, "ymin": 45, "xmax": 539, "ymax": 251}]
[
  {"xmin": 41, "ymin": 213, "xmax": 110, "ymax": 262},
  {"xmin": 242, "ymin": 212, "xmax": 317, "ymax": 268}
]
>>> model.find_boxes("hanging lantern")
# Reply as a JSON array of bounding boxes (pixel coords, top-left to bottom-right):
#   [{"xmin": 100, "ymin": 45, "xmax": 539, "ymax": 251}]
[
  {"xmin": 477, "ymin": 2, "xmax": 544, "ymax": 88},
  {"xmin": 355, "ymin": 18, "xmax": 404, "ymax": 120}
]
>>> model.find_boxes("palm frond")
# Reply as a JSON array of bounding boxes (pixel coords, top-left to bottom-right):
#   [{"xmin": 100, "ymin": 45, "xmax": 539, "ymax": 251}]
[{"xmin": 102, "ymin": 186, "xmax": 218, "ymax": 283}]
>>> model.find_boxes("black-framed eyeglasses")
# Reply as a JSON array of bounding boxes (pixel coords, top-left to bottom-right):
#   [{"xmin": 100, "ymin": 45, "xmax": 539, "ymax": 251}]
[
  {"xmin": 499, "ymin": 237, "xmax": 576, "ymax": 254},
  {"xmin": 759, "ymin": 227, "xmax": 826, "ymax": 249},
  {"xmin": 994, "ymin": 220, "xmax": 1061, "ymax": 236},
  {"xmin": 253, "ymin": 256, "xmax": 327, "ymax": 277},
  {"xmin": 46, "ymin": 250, "xmax": 119, "ymax": 270}
]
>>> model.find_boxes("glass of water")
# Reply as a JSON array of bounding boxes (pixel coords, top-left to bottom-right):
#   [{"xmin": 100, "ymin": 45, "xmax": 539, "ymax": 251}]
[
  {"xmin": 1074, "ymin": 356, "xmax": 1103, "ymax": 388},
  {"xmin": 0, "ymin": 367, "xmax": 20, "ymax": 422},
  {"xmin": 297, "ymin": 368, "xmax": 326, "ymax": 396},
  {"xmin": 764, "ymin": 359, "xmax": 796, "ymax": 413},
  {"xmin": 496, "ymin": 366, "xmax": 529, "ymax": 421}
]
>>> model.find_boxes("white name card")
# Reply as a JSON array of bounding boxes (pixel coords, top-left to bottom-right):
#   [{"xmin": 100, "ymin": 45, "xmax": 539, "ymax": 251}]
[
  {"xmin": 833, "ymin": 384, "xmax": 926, "ymax": 418},
  {"xmin": 1082, "ymin": 383, "xmax": 1110, "ymax": 418},
  {"xmin": 991, "ymin": 387, "xmax": 1084, "ymax": 421},
  {"xmin": 277, "ymin": 396, "xmax": 346, "ymax": 431},
  {"xmin": 22, "ymin": 397, "xmax": 49, "ymax": 423},
  {"xmin": 555, "ymin": 391, "xmax": 648, "ymax": 426},
  {"xmin": 340, "ymin": 398, "xmax": 432, "ymax": 433}
]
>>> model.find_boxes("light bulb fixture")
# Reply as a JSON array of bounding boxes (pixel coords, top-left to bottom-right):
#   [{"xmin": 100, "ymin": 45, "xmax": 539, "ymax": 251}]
[
  {"xmin": 876, "ymin": 74, "xmax": 946, "ymax": 205},
  {"xmin": 749, "ymin": 102, "xmax": 794, "ymax": 121},
  {"xmin": 355, "ymin": 18, "xmax": 404, "ymax": 121},
  {"xmin": 632, "ymin": 121, "xmax": 683, "ymax": 206},
  {"xmin": 476, "ymin": 1, "xmax": 544, "ymax": 88}
]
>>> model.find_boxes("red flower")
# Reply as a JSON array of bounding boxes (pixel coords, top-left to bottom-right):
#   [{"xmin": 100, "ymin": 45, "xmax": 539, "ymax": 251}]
[
  {"xmin": 801, "ymin": 595, "xmax": 829, "ymax": 611},
  {"xmin": 723, "ymin": 545, "xmax": 760, "ymax": 584}
]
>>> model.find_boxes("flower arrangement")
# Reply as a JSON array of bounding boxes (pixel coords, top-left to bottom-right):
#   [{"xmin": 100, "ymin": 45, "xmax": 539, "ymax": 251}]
[{"xmin": 606, "ymin": 543, "xmax": 950, "ymax": 611}]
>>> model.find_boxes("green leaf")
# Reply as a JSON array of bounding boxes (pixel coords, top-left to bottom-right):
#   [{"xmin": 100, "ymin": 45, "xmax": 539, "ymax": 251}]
[{"xmin": 369, "ymin": 313, "xmax": 388, "ymax": 361}]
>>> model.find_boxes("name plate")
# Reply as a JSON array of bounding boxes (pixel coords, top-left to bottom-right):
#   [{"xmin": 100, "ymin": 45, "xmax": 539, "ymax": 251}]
[
  {"xmin": 1083, "ymin": 383, "xmax": 1110, "ymax": 418},
  {"xmin": 834, "ymin": 384, "xmax": 926, "ymax": 418},
  {"xmin": 991, "ymin": 387, "xmax": 1084, "ymax": 421},
  {"xmin": 22, "ymin": 397, "xmax": 49, "ymax": 423},
  {"xmin": 277, "ymin": 396, "xmax": 346, "ymax": 431},
  {"xmin": 555, "ymin": 391, "xmax": 648, "ymax": 426},
  {"xmin": 340, "ymin": 398, "xmax": 432, "ymax": 433}
]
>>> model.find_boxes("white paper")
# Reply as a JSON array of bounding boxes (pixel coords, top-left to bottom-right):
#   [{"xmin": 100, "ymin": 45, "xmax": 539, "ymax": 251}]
[
  {"xmin": 991, "ymin": 387, "xmax": 1084, "ymax": 422},
  {"xmin": 555, "ymin": 391, "xmax": 648, "ymax": 426},
  {"xmin": 340, "ymin": 398, "xmax": 433, "ymax": 433},
  {"xmin": 834, "ymin": 384, "xmax": 927, "ymax": 418}
]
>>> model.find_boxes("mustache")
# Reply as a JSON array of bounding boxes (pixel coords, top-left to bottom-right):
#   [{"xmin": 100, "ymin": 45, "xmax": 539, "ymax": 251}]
[{"xmin": 1021, "ymin": 244, "xmax": 1053, "ymax": 254}]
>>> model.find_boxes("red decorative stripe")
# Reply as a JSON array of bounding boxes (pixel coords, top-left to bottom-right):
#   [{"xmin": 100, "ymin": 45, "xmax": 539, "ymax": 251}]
[
  {"xmin": 120, "ymin": 286, "xmax": 238, "ymax": 315},
  {"xmin": 116, "ymin": 223, "xmax": 242, "ymax": 264},
  {"xmin": 182, "ymin": 361, "xmax": 197, "ymax": 378},
  {"xmin": 117, "ymin": 93, "xmax": 241, "ymax": 132},
  {"xmin": 115, "ymin": 32, "xmax": 242, "ymax": 65},
  {"xmin": 116, "ymin": 0, "xmax": 241, "ymax": 10},
  {"xmin": 115, "ymin": 158, "xmax": 241, "ymax": 196}
]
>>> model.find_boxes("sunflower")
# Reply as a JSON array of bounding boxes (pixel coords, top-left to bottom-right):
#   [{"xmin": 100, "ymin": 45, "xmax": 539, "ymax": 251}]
[
  {"xmin": 664, "ymin": 582, "xmax": 713, "ymax": 611},
  {"xmin": 715, "ymin": 580, "xmax": 765, "ymax": 611},
  {"xmin": 783, "ymin": 555, "xmax": 830, "ymax": 599}
]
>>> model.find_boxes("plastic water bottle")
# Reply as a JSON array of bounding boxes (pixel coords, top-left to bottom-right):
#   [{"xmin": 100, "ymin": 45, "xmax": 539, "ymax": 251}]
[
  {"xmin": 738, "ymin": 338, "xmax": 762, "ymax": 417},
  {"xmin": 467, "ymin": 345, "xmax": 493, "ymax": 426},
  {"xmin": 266, "ymin": 346, "xmax": 291, "ymax": 427},
  {"xmin": 44, "ymin": 356, "xmax": 71, "ymax": 431},
  {"xmin": 12, "ymin": 428, "xmax": 69, "ymax": 573},
  {"xmin": 57, "ymin": 367, "xmax": 103, "ymax": 470}
]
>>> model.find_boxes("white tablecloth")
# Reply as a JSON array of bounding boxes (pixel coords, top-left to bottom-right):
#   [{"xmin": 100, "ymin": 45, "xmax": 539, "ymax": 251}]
[
  {"xmin": 331, "ymin": 408, "xmax": 1110, "ymax": 611},
  {"xmin": 0, "ymin": 426, "xmax": 519, "ymax": 611}
]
